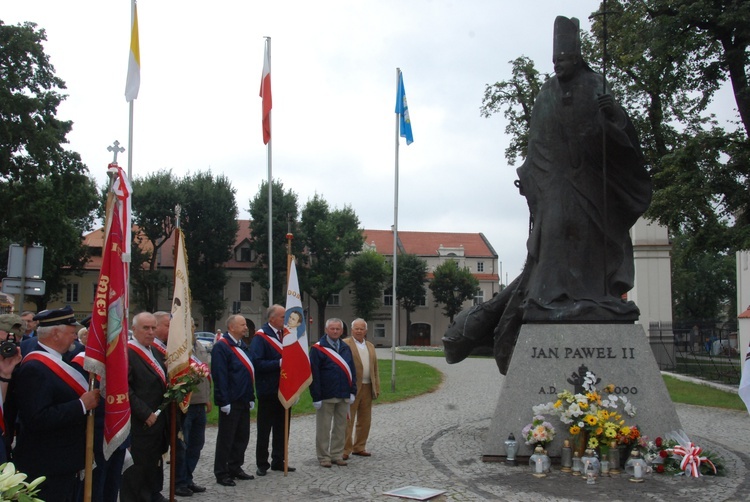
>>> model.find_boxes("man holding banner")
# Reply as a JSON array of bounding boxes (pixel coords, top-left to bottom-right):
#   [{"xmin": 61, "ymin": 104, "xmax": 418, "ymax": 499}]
[{"xmin": 14, "ymin": 307, "xmax": 101, "ymax": 502}]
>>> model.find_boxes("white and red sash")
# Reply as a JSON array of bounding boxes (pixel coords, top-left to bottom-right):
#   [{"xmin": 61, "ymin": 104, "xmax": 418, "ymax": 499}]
[
  {"xmin": 72, "ymin": 351, "xmax": 101, "ymax": 382},
  {"xmin": 152, "ymin": 338, "xmax": 167, "ymax": 357},
  {"xmin": 255, "ymin": 330, "xmax": 283, "ymax": 356},
  {"xmin": 71, "ymin": 351, "xmax": 85, "ymax": 368},
  {"xmin": 312, "ymin": 342, "xmax": 353, "ymax": 386},
  {"xmin": 23, "ymin": 351, "xmax": 88, "ymax": 397},
  {"xmin": 219, "ymin": 336, "xmax": 255, "ymax": 380},
  {"xmin": 128, "ymin": 340, "xmax": 167, "ymax": 385}
]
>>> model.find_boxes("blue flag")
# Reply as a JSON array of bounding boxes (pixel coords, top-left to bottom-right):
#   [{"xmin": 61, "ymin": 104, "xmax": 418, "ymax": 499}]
[{"xmin": 395, "ymin": 72, "xmax": 414, "ymax": 145}]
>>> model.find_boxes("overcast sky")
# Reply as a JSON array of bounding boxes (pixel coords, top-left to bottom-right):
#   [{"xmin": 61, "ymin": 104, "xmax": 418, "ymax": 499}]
[{"xmin": 4, "ymin": 1, "xmax": 737, "ymax": 284}]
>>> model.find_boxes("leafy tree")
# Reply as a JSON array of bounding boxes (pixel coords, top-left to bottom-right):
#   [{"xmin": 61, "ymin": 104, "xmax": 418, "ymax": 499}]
[
  {"xmin": 299, "ymin": 195, "xmax": 364, "ymax": 338},
  {"xmin": 129, "ymin": 170, "xmax": 180, "ymax": 312},
  {"xmin": 584, "ymin": 0, "xmax": 750, "ymax": 253},
  {"xmin": 180, "ymin": 171, "xmax": 238, "ymax": 325},
  {"xmin": 0, "ymin": 21, "xmax": 98, "ymax": 309},
  {"xmin": 247, "ymin": 180, "xmax": 302, "ymax": 306},
  {"xmin": 428, "ymin": 260, "xmax": 478, "ymax": 322},
  {"xmin": 395, "ymin": 253, "xmax": 428, "ymax": 333},
  {"xmin": 348, "ymin": 249, "xmax": 390, "ymax": 322},
  {"xmin": 670, "ymin": 233, "xmax": 735, "ymax": 322},
  {"xmin": 480, "ymin": 56, "xmax": 547, "ymax": 165}
]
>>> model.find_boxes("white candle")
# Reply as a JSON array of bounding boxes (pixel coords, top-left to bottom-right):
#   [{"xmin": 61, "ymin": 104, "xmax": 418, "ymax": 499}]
[
  {"xmin": 536, "ymin": 458, "xmax": 543, "ymax": 473},
  {"xmin": 634, "ymin": 463, "xmax": 643, "ymax": 478}
]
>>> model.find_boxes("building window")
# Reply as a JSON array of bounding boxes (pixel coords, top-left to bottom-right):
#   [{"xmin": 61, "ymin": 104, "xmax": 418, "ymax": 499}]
[
  {"xmin": 66, "ymin": 283, "xmax": 79, "ymax": 303},
  {"xmin": 374, "ymin": 323, "xmax": 386, "ymax": 338},
  {"xmin": 477, "ymin": 261, "xmax": 484, "ymax": 272},
  {"xmin": 383, "ymin": 288, "xmax": 393, "ymax": 307},
  {"xmin": 92, "ymin": 283, "xmax": 98, "ymax": 302},
  {"xmin": 239, "ymin": 282, "xmax": 252, "ymax": 302},
  {"xmin": 473, "ymin": 288, "xmax": 484, "ymax": 305},
  {"xmin": 417, "ymin": 293, "xmax": 427, "ymax": 307},
  {"xmin": 239, "ymin": 247, "xmax": 252, "ymax": 262},
  {"xmin": 327, "ymin": 292, "xmax": 341, "ymax": 306}
]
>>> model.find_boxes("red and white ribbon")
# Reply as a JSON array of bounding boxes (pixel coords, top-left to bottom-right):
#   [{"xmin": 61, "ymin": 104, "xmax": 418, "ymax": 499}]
[{"xmin": 669, "ymin": 443, "xmax": 716, "ymax": 477}]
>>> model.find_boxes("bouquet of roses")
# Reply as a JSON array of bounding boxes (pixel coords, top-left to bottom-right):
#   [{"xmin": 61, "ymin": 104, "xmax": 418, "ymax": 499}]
[
  {"xmin": 521, "ymin": 415, "xmax": 556, "ymax": 447},
  {"xmin": 156, "ymin": 362, "xmax": 211, "ymax": 415},
  {"xmin": 640, "ymin": 431, "xmax": 725, "ymax": 477}
]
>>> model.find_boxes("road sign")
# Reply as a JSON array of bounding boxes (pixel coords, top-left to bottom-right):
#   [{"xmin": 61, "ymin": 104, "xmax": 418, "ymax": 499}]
[
  {"xmin": 7, "ymin": 244, "xmax": 44, "ymax": 279},
  {"xmin": 1, "ymin": 278, "xmax": 46, "ymax": 296}
]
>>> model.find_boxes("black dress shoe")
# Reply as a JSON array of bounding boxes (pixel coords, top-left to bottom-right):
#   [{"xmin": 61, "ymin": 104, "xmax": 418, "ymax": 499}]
[
  {"xmin": 153, "ymin": 496, "xmax": 170, "ymax": 502},
  {"xmin": 271, "ymin": 465, "xmax": 296, "ymax": 472},
  {"xmin": 188, "ymin": 483, "xmax": 206, "ymax": 493},
  {"xmin": 256, "ymin": 467, "xmax": 267, "ymax": 476},
  {"xmin": 231, "ymin": 469, "xmax": 255, "ymax": 480},
  {"xmin": 174, "ymin": 486, "xmax": 193, "ymax": 497},
  {"xmin": 216, "ymin": 477, "xmax": 236, "ymax": 487}
]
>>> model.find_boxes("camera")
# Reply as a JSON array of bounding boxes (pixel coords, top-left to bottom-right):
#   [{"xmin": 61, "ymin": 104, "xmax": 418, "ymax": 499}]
[{"xmin": 0, "ymin": 333, "xmax": 19, "ymax": 359}]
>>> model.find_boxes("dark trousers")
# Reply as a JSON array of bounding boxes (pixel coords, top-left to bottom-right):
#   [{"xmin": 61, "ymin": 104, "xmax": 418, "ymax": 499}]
[
  {"xmin": 213, "ymin": 403, "xmax": 250, "ymax": 479},
  {"xmin": 121, "ymin": 436, "xmax": 165, "ymax": 502},
  {"xmin": 176, "ymin": 403, "xmax": 207, "ymax": 487},
  {"xmin": 87, "ymin": 446, "xmax": 126, "ymax": 502},
  {"xmin": 35, "ymin": 472, "xmax": 80, "ymax": 502},
  {"xmin": 256, "ymin": 395, "xmax": 289, "ymax": 470}
]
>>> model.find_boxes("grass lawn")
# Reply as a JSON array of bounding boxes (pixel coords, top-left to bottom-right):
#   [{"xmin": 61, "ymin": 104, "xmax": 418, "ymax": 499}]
[
  {"xmin": 662, "ymin": 374, "xmax": 746, "ymax": 411},
  {"xmin": 207, "ymin": 359, "xmax": 442, "ymax": 425}
]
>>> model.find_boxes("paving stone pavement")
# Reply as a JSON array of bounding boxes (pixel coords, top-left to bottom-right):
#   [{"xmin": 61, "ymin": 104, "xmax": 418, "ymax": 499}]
[{"xmin": 172, "ymin": 349, "xmax": 750, "ymax": 502}]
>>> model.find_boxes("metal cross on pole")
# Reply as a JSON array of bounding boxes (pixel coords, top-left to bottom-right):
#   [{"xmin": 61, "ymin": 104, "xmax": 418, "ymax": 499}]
[{"xmin": 107, "ymin": 140, "xmax": 125, "ymax": 164}]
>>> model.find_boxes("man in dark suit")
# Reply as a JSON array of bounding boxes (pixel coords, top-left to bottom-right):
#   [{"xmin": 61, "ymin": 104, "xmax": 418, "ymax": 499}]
[
  {"xmin": 212, "ymin": 314, "xmax": 255, "ymax": 486},
  {"xmin": 19, "ymin": 311, "xmax": 37, "ymax": 341},
  {"xmin": 250, "ymin": 304, "xmax": 296, "ymax": 476},
  {"xmin": 309, "ymin": 318, "xmax": 357, "ymax": 468},
  {"xmin": 13, "ymin": 306, "xmax": 101, "ymax": 502},
  {"xmin": 121, "ymin": 312, "xmax": 169, "ymax": 502}
]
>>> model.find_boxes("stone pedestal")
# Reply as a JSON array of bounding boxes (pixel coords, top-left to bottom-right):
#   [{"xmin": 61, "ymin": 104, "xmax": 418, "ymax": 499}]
[{"xmin": 483, "ymin": 324, "xmax": 682, "ymax": 460}]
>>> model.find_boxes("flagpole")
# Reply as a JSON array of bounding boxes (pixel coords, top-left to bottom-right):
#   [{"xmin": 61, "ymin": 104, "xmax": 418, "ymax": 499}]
[
  {"xmin": 167, "ymin": 206, "xmax": 182, "ymax": 502},
  {"xmin": 265, "ymin": 36, "xmax": 274, "ymax": 306},
  {"xmin": 83, "ymin": 166, "xmax": 118, "ymax": 502},
  {"xmin": 284, "ymin": 231, "xmax": 293, "ymax": 476},
  {"xmin": 391, "ymin": 68, "xmax": 401, "ymax": 392}
]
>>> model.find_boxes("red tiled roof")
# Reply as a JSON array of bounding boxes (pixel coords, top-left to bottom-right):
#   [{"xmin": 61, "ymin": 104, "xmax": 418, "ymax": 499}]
[
  {"xmin": 363, "ymin": 230, "xmax": 496, "ymax": 258},
  {"xmin": 81, "ymin": 222, "xmax": 497, "ymax": 269}
]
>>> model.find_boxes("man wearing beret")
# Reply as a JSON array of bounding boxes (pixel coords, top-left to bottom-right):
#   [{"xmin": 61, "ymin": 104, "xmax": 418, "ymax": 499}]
[
  {"xmin": 0, "ymin": 314, "xmax": 23, "ymax": 463},
  {"xmin": 13, "ymin": 306, "xmax": 101, "ymax": 502}
]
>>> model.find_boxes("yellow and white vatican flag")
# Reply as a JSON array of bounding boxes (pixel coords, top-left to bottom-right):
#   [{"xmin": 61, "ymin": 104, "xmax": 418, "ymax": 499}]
[{"xmin": 125, "ymin": 0, "xmax": 140, "ymax": 102}]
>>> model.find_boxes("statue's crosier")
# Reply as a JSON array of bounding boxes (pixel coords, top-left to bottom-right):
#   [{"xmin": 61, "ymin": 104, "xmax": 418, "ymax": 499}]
[{"xmin": 443, "ymin": 16, "xmax": 652, "ymax": 374}]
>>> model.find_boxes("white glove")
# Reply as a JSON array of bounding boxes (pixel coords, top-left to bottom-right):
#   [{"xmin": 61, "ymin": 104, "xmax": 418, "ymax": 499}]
[
  {"xmin": 348, "ymin": 393, "xmax": 355, "ymax": 404},
  {"xmin": 221, "ymin": 404, "xmax": 231, "ymax": 414},
  {"xmin": 313, "ymin": 401, "xmax": 322, "ymax": 410},
  {"xmin": 249, "ymin": 401, "xmax": 255, "ymax": 410}
]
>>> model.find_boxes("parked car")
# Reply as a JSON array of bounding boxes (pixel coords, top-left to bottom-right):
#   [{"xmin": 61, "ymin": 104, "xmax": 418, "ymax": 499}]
[{"xmin": 195, "ymin": 332, "xmax": 215, "ymax": 352}]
